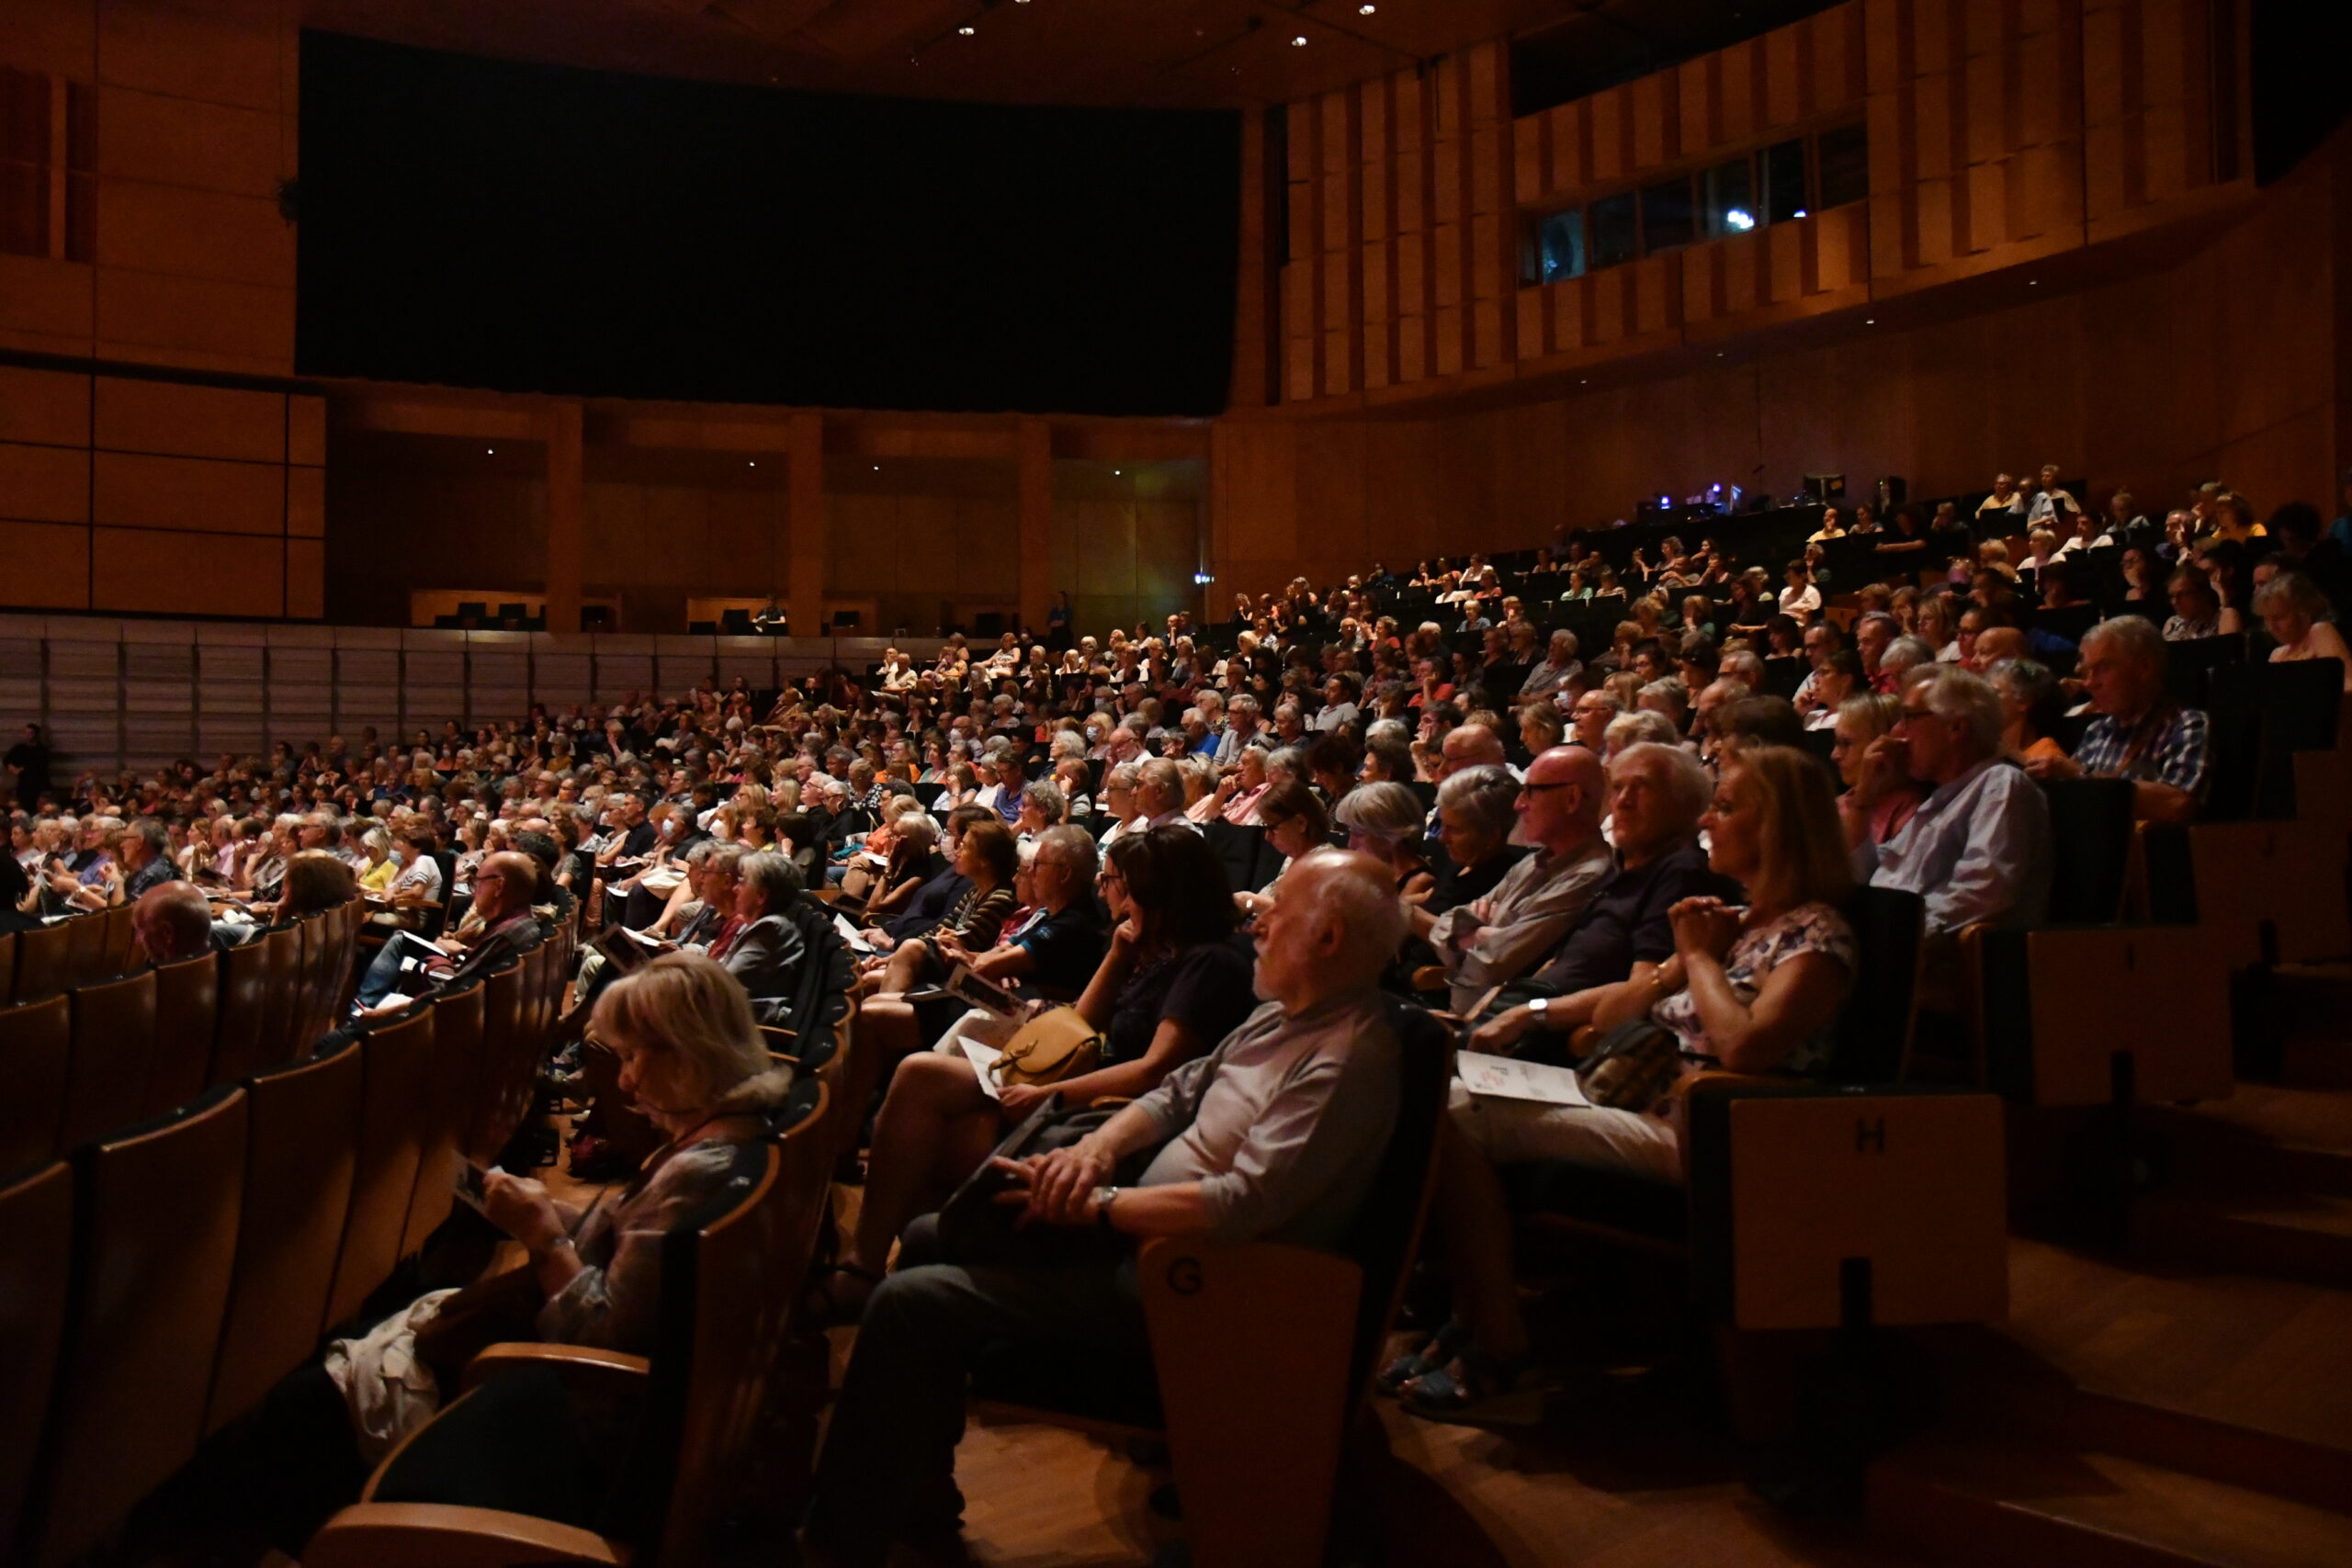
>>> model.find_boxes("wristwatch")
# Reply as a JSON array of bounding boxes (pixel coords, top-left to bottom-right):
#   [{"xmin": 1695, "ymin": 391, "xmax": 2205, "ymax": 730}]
[
  {"xmin": 1526, "ymin": 997, "xmax": 1550, "ymax": 1018},
  {"xmin": 1091, "ymin": 1185, "xmax": 1121, "ymax": 1229}
]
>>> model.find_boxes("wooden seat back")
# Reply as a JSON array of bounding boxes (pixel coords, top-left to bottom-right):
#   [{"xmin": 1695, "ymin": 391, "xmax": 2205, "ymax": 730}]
[
  {"xmin": 144, "ymin": 953, "xmax": 221, "ymax": 1118},
  {"xmin": 325, "ymin": 1006, "xmax": 440, "ymax": 1332},
  {"xmin": 209, "ymin": 1038, "xmax": 364, "ymax": 1434},
  {"xmin": 96, "ymin": 904, "xmax": 137, "ymax": 982},
  {"xmin": 1979, "ymin": 924, "xmax": 2233, "ymax": 1106},
  {"xmin": 1686, "ymin": 1082, "xmax": 2007, "ymax": 1331},
  {"xmin": 635, "ymin": 1089, "xmax": 833, "ymax": 1565},
  {"xmin": 208, "ymin": 935, "xmax": 274, "ymax": 1087},
  {"xmin": 401, "ymin": 980, "xmax": 485, "ymax": 1261},
  {"xmin": 0, "ymin": 1161, "xmax": 73, "ymax": 1557},
  {"xmin": 11, "ymin": 920, "xmax": 76, "ymax": 1005},
  {"xmin": 0, "ymin": 931, "xmax": 15, "ymax": 1009},
  {"xmin": 253, "ymin": 923, "xmax": 304, "ymax": 1069},
  {"xmin": 27, "ymin": 1087, "xmax": 248, "ymax": 1568},
  {"xmin": 0, "ymin": 996, "xmax": 72, "ymax": 1173},
  {"xmin": 2160, "ymin": 819, "xmax": 2352, "ymax": 968},
  {"xmin": 1831, "ymin": 886, "xmax": 1925, "ymax": 1083},
  {"xmin": 465, "ymin": 963, "xmax": 526, "ymax": 1163},
  {"xmin": 63, "ymin": 913, "xmax": 109, "ymax": 991},
  {"xmin": 58, "ymin": 969, "xmax": 160, "ymax": 1150}
]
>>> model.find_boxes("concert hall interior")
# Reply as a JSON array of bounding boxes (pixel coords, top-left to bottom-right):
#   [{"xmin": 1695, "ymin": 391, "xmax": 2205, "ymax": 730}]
[{"xmin": 5, "ymin": 2, "xmax": 2352, "ymax": 1566}]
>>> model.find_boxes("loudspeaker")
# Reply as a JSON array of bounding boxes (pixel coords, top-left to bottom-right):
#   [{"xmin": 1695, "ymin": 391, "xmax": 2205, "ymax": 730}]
[{"xmin": 1804, "ymin": 472, "xmax": 1847, "ymax": 500}]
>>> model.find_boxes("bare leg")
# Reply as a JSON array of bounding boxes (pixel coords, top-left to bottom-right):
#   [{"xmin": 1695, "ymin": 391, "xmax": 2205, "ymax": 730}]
[
  {"xmin": 880, "ymin": 940, "xmax": 933, "ymax": 996},
  {"xmin": 850, "ymin": 1051, "xmax": 995, "ymax": 1277}
]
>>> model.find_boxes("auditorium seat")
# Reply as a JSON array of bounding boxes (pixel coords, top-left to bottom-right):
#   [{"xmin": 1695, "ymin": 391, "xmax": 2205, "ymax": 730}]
[
  {"xmin": 58, "ymin": 969, "xmax": 158, "ymax": 1150},
  {"xmin": 63, "ymin": 914, "xmax": 107, "ymax": 991},
  {"xmin": 254, "ymin": 922, "xmax": 305, "ymax": 1069},
  {"xmin": 401, "ymin": 978, "xmax": 485, "ymax": 1262},
  {"xmin": 970, "ymin": 1001, "xmax": 1450, "ymax": 1568},
  {"xmin": 11, "ymin": 920, "xmax": 76, "ymax": 1006},
  {"xmin": 97, "ymin": 905, "xmax": 136, "ymax": 981},
  {"xmin": 208, "ymin": 936, "xmax": 275, "ymax": 1088},
  {"xmin": 0, "ymin": 1161, "xmax": 73, "ymax": 1559},
  {"xmin": 2037, "ymin": 778, "xmax": 2137, "ymax": 925},
  {"xmin": 21, "ymin": 1086, "xmax": 249, "ymax": 1568},
  {"xmin": 143, "ymin": 952, "xmax": 220, "ymax": 1119},
  {"xmin": 208, "ymin": 1037, "xmax": 364, "ymax": 1434},
  {"xmin": 0, "ymin": 932, "xmax": 12, "ymax": 1005},
  {"xmin": 465, "ymin": 963, "xmax": 528, "ymax": 1164},
  {"xmin": 325, "ymin": 1006, "xmax": 441, "ymax": 1332},
  {"xmin": 1976, "ymin": 925, "xmax": 2233, "ymax": 1106},
  {"xmin": 304, "ymin": 1088, "xmax": 833, "ymax": 1568},
  {"xmin": 2149, "ymin": 819, "xmax": 2352, "ymax": 970},
  {"xmin": 0, "ymin": 996, "xmax": 72, "ymax": 1174}
]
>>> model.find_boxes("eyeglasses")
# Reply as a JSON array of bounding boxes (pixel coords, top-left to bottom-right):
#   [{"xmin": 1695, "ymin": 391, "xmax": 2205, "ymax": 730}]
[{"xmin": 1518, "ymin": 781, "xmax": 1576, "ymax": 795}]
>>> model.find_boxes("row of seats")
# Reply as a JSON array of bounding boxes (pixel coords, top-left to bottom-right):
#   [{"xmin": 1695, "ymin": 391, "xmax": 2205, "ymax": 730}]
[
  {"xmin": 0, "ymin": 913, "xmax": 571, "ymax": 1568},
  {"xmin": 0, "ymin": 904, "xmax": 366, "ymax": 1175}
]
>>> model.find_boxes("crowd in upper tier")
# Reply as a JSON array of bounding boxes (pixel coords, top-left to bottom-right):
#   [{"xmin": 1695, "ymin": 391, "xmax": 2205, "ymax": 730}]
[{"xmin": 5, "ymin": 465, "xmax": 2349, "ymax": 1563}]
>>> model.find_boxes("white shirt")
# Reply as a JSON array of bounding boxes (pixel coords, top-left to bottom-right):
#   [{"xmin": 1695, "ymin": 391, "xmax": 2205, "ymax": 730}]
[{"xmin": 1779, "ymin": 584, "xmax": 1822, "ymax": 618}]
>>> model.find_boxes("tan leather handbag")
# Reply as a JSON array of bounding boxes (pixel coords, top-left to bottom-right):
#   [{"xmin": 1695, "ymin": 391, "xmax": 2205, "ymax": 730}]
[{"xmin": 989, "ymin": 1006, "xmax": 1103, "ymax": 1089}]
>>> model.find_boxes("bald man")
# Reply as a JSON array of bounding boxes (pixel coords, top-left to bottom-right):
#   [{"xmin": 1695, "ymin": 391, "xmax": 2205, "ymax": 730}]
[
  {"xmin": 1427, "ymin": 745, "xmax": 1615, "ymax": 1012},
  {"xmin": 131, "ymin": 881, "xmax": 219, "ymax": 966},
  {"xmin": 808, "ymin": 850, "xmax": 1410, "ymax": 1563}
]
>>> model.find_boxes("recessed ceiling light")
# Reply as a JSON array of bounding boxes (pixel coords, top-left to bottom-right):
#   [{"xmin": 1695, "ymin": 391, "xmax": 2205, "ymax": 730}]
[
  {"xmin": 2028, "ymin": 278, "xmax": 2039, "ymax": 286},
  {"xmin": 485, "ymin": 447, "xmax": 494, "ymax": 455},
  {"xmin": 1865, "ymin": 318, "xmax": 1876, "ymax": 324},
  {"xmin": 1360, "ymin": 3, "xmax": 1376, "ymax": 12},
  {"xmin": 957, "ymin": 25, "xmax": 974, "ymax": 35},
  {"xmin": 1292, "ymin": 35, "xmax": 1308, "ymax": 47},
  {"xmin": 873, "ymin": 465, "xmax": 880, "ymax": 472},
  {"xmin": 748, "ymin": 461, "xmax": 756, "ymax": 468}
]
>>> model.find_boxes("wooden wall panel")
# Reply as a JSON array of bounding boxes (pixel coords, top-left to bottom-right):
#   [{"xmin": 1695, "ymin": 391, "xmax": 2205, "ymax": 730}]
[
  {"xmin": 95, "ymin": 85, "xmax": 280, "ymax": 197},
  {"xmin": 0, "ymin": 365, "xmax": 89, "ymax": 446},
  {"xmin": 0, "ymin": 441, "xmax": 89, "ymax": 522},
  {"xmin": 0, "ymin": 519, "xmax": 91, "ymax": 607},
  {"xmin": 94, "ymin": 376, "xmax": 281, "ymax": 461},
  {"xmin": 93, "ymin": 450, "xmax": 281, "ymax": 534},
  {"xmin": 90, "ymin": 526, "xmax": 280, "ymax": 616}
]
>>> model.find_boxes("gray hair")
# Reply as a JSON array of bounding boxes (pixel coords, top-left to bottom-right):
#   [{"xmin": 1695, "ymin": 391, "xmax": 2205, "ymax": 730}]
[
  {"xmin": 1178, "ymin": 754, "xmax": 1218, "ymax": 795},
  {"xmin": 1434, "ymin": 763, "xmax": 1519, "ymax": 839},
  {"xmin": 2252, "ymin": 570, "xmax": 2330, "ymax": 622},
  {"xmin": 1264, "ymin": 746, "xmax": 1307, "ymax": 783},
  {"xmin": 1908, "ymin": 664, "xmax": 2005, "ymax": 755},
  {"xmin": 1035, "ymin": 823, "xmax": 1098, "ymax": 882},
  {"xmin": 1605, "ymin": 710, "xmax": 1680, "ymax": 750},
  {"xmin": 698, "ymin": 841, "xmax": 747, "ymax": 881},
  {"xmin": 1022, "ymin": 780, "xmax": 1068, "ymax": 823},
  {"xmin": 1332, "ymin": 781, "xmax": 1425, "ymax": 842},
  {"xmin": 1636, "ymin": 676, "xmax": 1690, "ymax": 712},
  {"xmin": 1610, "ymin": 740, "xmax": 1712, "ymax": 828},
  {"xmin": 1135, "ymin": 757, "xmax": 1183, "ymax": 805},
  {"xmin": 2080, "ymin": 614, "xmax": 2166, "ymax": 670},
  {"xmin": 738, "ymin": 851, "xmax": 804, "ymax": 916},
  {"xmin": 892, "ymin": 815, "xmax": 938, "ymax": 851},
  {"xmin": 1882, "ymin": 636, "xmax": 1935, "ymax": 674}
]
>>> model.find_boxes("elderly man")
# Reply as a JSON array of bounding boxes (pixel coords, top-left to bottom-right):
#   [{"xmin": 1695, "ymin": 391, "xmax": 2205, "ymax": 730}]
[
  {"xmin": 1127, "ymin": 758, "xmax": 1196, "ymax": 834},
  {"xmin": 1427, "ymin": 746, "xmax": 1614, "ymax": 1014},
  {"xmin": 131, "ymin": 881, "xmax": 222, "ymax": 965},
  {"xmin": 1212, "ymin": 694, "xmax": 1269, "ymax": 765},
  {"xmin": 352, "ymin": 849, "xmax": 546, "ymax": 1016},
  {"xmin": 804, "ymin": 851, "xmax": 1408, "ymax": 1566},
  {"xmin": 1470, "ymin": 741, "xmax": 1734, "ymax": 1052},
  {"xmin": 1848, "ymin": 666, "xmax": 2051, "ymax": 934},
  {"xmin": 1513, "ymin": 629, "xmax": 1583, "ymax": 710},
  {"xmin": 1790, "ymin": 621, "xmax": 1844, "ymax": 716},
  {"xmin": 2025, "ymin": 615, "xmax": 2209, "ymax": 822}
]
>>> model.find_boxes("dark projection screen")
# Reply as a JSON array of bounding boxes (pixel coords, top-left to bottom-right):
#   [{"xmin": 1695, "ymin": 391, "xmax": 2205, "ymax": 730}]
[{"xmin": 295, "ymin": 33, "xmax": 1241, "ymax": 417}]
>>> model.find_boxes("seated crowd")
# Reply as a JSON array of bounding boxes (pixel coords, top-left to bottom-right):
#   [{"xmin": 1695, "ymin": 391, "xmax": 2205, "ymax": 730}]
[{"xmin": 3, "ymin": 463, "xmax": 2346, "ymax": 1564}]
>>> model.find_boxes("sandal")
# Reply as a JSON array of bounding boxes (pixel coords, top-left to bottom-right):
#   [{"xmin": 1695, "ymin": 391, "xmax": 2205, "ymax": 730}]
[
  {"xmin": 1398, "ymin": 1348, "xmax": 1548, "ymax": 1426},
  {"xmin": 801, "ymin": 1263, "xmax": 883, "ymax": 1327},
  {"xmin": 1376, "ymin": 1317, "xmax": 1468, "ymax": 1397}
]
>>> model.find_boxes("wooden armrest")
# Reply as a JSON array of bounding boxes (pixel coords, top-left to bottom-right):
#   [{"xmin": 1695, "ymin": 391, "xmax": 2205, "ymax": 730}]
[
  {"xmin": 1675, "ymin": 1068, "xmax": 1788, "ymax": 1100},
  {"xmin": 1408, "ymin": 964, "xmax": 1449, "ymax": 993},
  {"xmin": 461, "ymin": 1341, "xmax": 651, "ymax": 1395},
  {"xmin": 304, "ymin": 1502, "xmax": 626, "ymax": 1568}
]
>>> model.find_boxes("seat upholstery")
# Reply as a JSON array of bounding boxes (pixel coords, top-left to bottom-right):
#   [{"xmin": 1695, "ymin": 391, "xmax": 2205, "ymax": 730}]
[
  {"xmin": 10, "ymin": 920, "xmax": 77, "ymax": 1006},
  {"xmin": 26, "ymin": 1087, "xmax": 249, "ymax": 1568},
  {"xmin": 326, "ymin": 1006, "xmax": 441, "ymax": 1332},
  {"xmin": 209, "ymin": 936, "xmax": 275, "ymax": 1087},
  {"xmin": 0, "ymin": 1161, "xmax": 73, "ymax": 1558},
  {"xmin": 0, "ymin": 996, "xmax": 73, "ymax": 1174},
  {"xmin": 209, "ymin": 1038, "xmax": 365, "ymax": 1433},
  {"xmin": 144, "ymin": 953, "xmax": 221, "ymax": 1118},
  {"xmin": 58, "ymin": 970, "xmax": 160, "ymax": 1150}
]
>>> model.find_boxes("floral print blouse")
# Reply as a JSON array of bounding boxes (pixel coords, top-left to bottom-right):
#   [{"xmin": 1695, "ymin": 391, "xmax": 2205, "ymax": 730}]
[{"xmin": 1650, "ymin": 902, "xmax": 1858, "ymax": 1077}]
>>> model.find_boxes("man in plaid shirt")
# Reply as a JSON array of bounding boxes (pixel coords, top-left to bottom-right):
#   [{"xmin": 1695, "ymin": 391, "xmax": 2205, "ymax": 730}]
[{"xmin": 2025, "ymin": 615, "xmax": 2207, "ymax": 822}]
